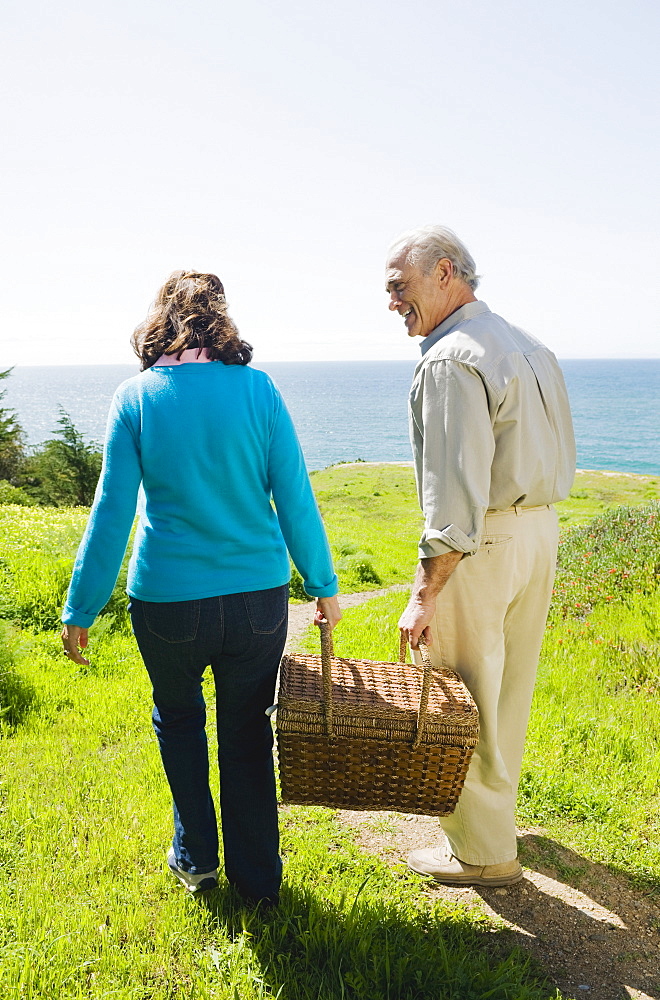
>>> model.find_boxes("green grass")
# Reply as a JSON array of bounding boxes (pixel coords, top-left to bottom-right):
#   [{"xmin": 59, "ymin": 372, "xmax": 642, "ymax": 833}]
[
  {"xmin": 3, "ymin": 464, "xmax": 657, "ymax": 605},
  {"xmin": 307, "ymin": 463, "xmax": 660, "ymax": 592},
  {"xmin": 0, "ymin": 630, "xmax": 560, "ymax": 999},
  {"xmin": 2, "ymin": 469, "xmax": 659, "ymax": 996},
  {"xmin": 0, "ymin": 505, "xmax": 132, "ymax": 632},
  {"xmin": 558, "ymin": 468, "xmax": 660, "ymax": 528},
  {"xmin": 309, "ymin": 464, "xmax": 423, "ymax": 592},
  {"xmin": 520, "ymin": 591, "xmax": 660, "ymax": 885}
]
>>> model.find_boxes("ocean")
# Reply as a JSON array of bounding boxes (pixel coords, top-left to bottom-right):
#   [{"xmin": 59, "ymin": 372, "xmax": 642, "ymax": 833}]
[{"xmin": 2, "ymin": 360, "xmax": 659, "ymax": 476}]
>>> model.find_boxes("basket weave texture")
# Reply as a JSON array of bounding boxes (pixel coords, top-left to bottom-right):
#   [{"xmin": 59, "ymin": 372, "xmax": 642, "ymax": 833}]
[{"xmin": 277, "ymin": 626, "xmax": 479, "ymax": 816}]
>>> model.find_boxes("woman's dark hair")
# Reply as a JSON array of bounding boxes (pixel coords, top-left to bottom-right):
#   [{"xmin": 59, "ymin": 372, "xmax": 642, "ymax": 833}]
[{"xmin": 131, "ymin": 270, "xmax": 253, "ymax": 370}]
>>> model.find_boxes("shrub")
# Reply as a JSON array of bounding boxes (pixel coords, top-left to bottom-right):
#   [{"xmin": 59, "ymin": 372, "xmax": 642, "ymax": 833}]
[
  {"xmin": 550, "ymin": 502, "xmax": 660, "ymax": 622},
  {"xmin": 334, "ymin": 551, "xmax": 382, "ymax": 587},
  {"xmin": 335, "ymin": 541, "xmax": 360, "ymax": 556},
  {"xmin": 352, "ymin": 560, "xmax": 382, "ymax": 586},
  {"xmin": 0, "ymin": 623, "xmax": 36, "ymax": 728},
  {"xmin": 0, "ymin": 369, "xmax": 26, "ymax": 485},
  {"xmin": 21, "ymin": 410, "xmax": 102, "ymax": 507},
  {"xmin": 289, "ymin": 565, "xmax": 310, "ymax": 602},
  {"xmin": 0, "ymin": 481, "xmax": 36, "ymax": 506}
]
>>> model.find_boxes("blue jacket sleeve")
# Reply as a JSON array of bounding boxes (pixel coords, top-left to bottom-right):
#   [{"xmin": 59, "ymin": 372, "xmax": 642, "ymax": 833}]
[
  {"xmin": 62, "ymin": 392, "xmax": 142, "ymax": 627},
  {"xmin": 267, "ymin": 391, "xmax": 338, "ymax": 598}
]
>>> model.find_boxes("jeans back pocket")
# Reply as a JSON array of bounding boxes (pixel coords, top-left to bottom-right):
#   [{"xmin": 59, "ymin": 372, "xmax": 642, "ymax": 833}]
[
  {"xmin": 243, "ymin": 585, "xmax": 289, "ymax": 635},
  {"xmin": 141, "ymin": 600, "xmax": 201, "ymax": 643}
]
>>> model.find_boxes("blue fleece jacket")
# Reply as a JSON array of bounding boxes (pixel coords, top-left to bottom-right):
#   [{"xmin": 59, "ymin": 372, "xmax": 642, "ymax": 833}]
[{"xmin": 62, "ymin": 363, "xmax": 338, "ymax": 627}]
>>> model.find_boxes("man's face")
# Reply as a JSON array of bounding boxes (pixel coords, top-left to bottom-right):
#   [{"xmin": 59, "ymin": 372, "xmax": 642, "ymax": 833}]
[{"xmin": 385, "ymin": 254, "xmax": 449, "ymax": 338}]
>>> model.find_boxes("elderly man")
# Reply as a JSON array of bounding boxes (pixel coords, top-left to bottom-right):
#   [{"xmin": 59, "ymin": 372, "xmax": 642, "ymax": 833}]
[{"xmin": 387, "ymin": 226, "xmax": 575, "ymax": 887}]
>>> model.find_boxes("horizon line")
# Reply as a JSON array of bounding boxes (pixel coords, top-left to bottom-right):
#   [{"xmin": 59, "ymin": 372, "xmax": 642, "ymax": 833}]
[{"xmin": 6, "ymin": 356, "xmax": 660, "ymax": 368}]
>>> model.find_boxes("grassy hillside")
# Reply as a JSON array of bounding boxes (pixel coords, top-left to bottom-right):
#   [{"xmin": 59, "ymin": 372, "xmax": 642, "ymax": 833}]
[
  {"xmin": 0, "ymin": 467, "xmax": 658, "ymax": 998},
  {"xmin": 310, "ymin": 463, "xmax": 660, "ymax": 591},
  {"xmin": 557, "ymin": 468, "xmax": 660, "ymax": 527},
  {"xmin": 1, "ymin": 464, "xmax": 657, "ymax": 618}
]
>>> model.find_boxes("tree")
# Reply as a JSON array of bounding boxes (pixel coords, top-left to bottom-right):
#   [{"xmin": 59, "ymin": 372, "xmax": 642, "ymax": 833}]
[
  {"xmin": 0, "ymin": 369, "xmax": 25, "ymax": 484},
  {"xmin": 23, "ymin": 409, "xmax": 102, "ymax": 506}
]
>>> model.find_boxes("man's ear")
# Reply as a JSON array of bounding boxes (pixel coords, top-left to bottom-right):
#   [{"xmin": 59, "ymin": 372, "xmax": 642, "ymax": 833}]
[{"xmin": 434, "ymin": 257, "xmax": 454, "ymax": 286}]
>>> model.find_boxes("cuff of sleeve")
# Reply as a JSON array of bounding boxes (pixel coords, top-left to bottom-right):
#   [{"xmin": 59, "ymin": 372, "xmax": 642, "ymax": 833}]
[
  {"xmin": 61, "ymin": 605, "xmax": 96, "ymax": 628},
  {"xmin": 301, "ymin": 574, "xmax": 339, "ymax": 598},
  {"xmin": 418, "ymin": 524, "xmax": 478, "ymax": 559}
]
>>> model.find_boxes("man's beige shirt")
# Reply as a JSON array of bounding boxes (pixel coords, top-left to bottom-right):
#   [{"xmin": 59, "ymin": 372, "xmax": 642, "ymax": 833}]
[{"xmin": 409, "ymin": 300, "xmax": 576, "ymax": 559}]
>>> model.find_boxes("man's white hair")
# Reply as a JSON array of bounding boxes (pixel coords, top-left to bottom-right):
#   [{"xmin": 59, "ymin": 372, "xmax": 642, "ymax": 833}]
[{"xmin": 387, "ymin": 225, "xmax": 480, "ymax": 291}]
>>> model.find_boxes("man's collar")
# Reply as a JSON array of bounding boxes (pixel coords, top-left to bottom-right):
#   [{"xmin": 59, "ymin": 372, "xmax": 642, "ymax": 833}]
[{"xmin": 420, "ymin": 300, "xmax": 490, "ymax": 356}]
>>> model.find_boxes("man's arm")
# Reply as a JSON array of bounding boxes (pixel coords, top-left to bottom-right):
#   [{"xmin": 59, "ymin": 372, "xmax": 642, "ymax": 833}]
[
  {"xmin": 398, "ymin": 550, "xmax": 463, "ymax": 648},
  {"xmin": 402, "ymin": 360, "xmax": 494, "ymax": 649}
]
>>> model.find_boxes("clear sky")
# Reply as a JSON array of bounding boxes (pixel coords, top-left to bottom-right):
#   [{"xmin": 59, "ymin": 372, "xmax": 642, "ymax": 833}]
[{"xmin": 2, "ymin": 0, "xmax": 659, "ymax": 365}]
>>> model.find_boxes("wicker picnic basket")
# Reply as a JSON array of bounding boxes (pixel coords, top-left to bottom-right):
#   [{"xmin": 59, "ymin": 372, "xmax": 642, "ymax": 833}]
[{"xmin": 276, "ymin": 625, "xmax": 479, "ymax": 816}]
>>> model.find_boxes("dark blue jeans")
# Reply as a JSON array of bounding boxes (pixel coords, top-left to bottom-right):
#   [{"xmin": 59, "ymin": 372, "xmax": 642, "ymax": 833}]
[{"xmin": 129, "ymin": 585, "xmax": 288, "ymax": 902}]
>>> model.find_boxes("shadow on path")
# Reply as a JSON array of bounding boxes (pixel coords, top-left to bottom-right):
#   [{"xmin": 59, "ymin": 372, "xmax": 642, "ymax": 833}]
[
  {"xmin": 475, "ymin": 833, "xmax": 660, "ymax": 1000},
  {"xmin": 339, "ymin": 810, "xmax": 659, "ymax": 1000}
]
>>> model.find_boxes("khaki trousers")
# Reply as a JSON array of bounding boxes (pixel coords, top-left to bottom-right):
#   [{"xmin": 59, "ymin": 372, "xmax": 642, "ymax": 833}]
[{"xmin": 415, "ymin": 505, "xmax": 559, "ymax": 865}]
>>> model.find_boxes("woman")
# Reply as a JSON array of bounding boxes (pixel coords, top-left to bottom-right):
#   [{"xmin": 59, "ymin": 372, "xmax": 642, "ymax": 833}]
[{"xmin": 61, "ymin": 270, "xmax": 340, "ymax": 905}]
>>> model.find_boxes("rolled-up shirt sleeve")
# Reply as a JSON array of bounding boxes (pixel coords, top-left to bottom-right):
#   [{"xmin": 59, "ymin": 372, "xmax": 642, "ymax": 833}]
[{"xmin": 411, "ymin": 360, "xmax": 494, "ymax": 559}]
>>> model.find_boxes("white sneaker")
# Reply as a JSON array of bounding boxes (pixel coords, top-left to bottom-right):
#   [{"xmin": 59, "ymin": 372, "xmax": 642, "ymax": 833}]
[{"xmin": 167, "ymin": 847, "xmax": 218, "ymax": 893}]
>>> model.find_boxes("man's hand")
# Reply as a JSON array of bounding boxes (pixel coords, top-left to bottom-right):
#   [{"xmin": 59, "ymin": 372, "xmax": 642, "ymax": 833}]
[
  {"xmin": 398, "ymin": 595, "xmax": 436, "ymax": 650},
  {"xmin": 61, "ymin": 624, "xmax": 90, "ymax": 666},
  {"xmin": 399, "ymin": 550, "xmax": 463, "ymax": 648},
  {"xmin": 314, "ymin": 595, "xmax": 342, "ymax": 630}
]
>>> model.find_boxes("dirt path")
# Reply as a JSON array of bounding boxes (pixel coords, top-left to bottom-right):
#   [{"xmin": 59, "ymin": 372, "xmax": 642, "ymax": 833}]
[
  {"xmin": 283, "ymin": 591, "xmax": 660, "ymax": 1000},
  {"xmin": 285, "ymin": 586, "xmax": 409, "ymax": 652},
  {"xmin": 336, "ymin": 810, "xmax": 659, "ymax": 1000}
]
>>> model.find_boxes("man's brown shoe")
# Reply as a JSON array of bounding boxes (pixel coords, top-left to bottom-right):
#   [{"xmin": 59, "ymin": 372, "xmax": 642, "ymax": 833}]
[{"xmin": 407, "ymin": 847, "xmax": 523, "ymax": 887}]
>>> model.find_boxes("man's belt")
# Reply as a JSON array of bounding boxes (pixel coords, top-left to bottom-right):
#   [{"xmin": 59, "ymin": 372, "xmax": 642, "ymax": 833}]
[{"xmin": 486, "ymin": 504, "xmax": 552, "ymax": 514}]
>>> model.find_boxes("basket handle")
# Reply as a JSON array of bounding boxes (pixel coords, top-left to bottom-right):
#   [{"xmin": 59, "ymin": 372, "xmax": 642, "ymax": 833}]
[
  {"xmin": 318, "ymin": 622, "xmax": 433, "ymax": 747},
  {"xmin": 318, "ymin": 620, "xmax": 335, "ymax": 737},
  {"xmin": 400, "ymin": 632, "xmax": 435, "ymax": 749}
]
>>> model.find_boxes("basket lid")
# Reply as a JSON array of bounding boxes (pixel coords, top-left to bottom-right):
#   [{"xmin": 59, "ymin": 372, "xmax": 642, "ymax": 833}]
[{"xmin": 279, "ymin": 652, "xmax": 479, "ymax": 730}]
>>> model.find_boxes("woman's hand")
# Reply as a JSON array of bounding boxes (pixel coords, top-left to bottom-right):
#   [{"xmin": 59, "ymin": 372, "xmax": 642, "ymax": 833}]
[
  {"xmin": 314, "ymin": 595, "xmax": 342, "ymax": 631},
  {"xmin": 61, "ymin": 624, "xmax": 90, "ymax": 666}
]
